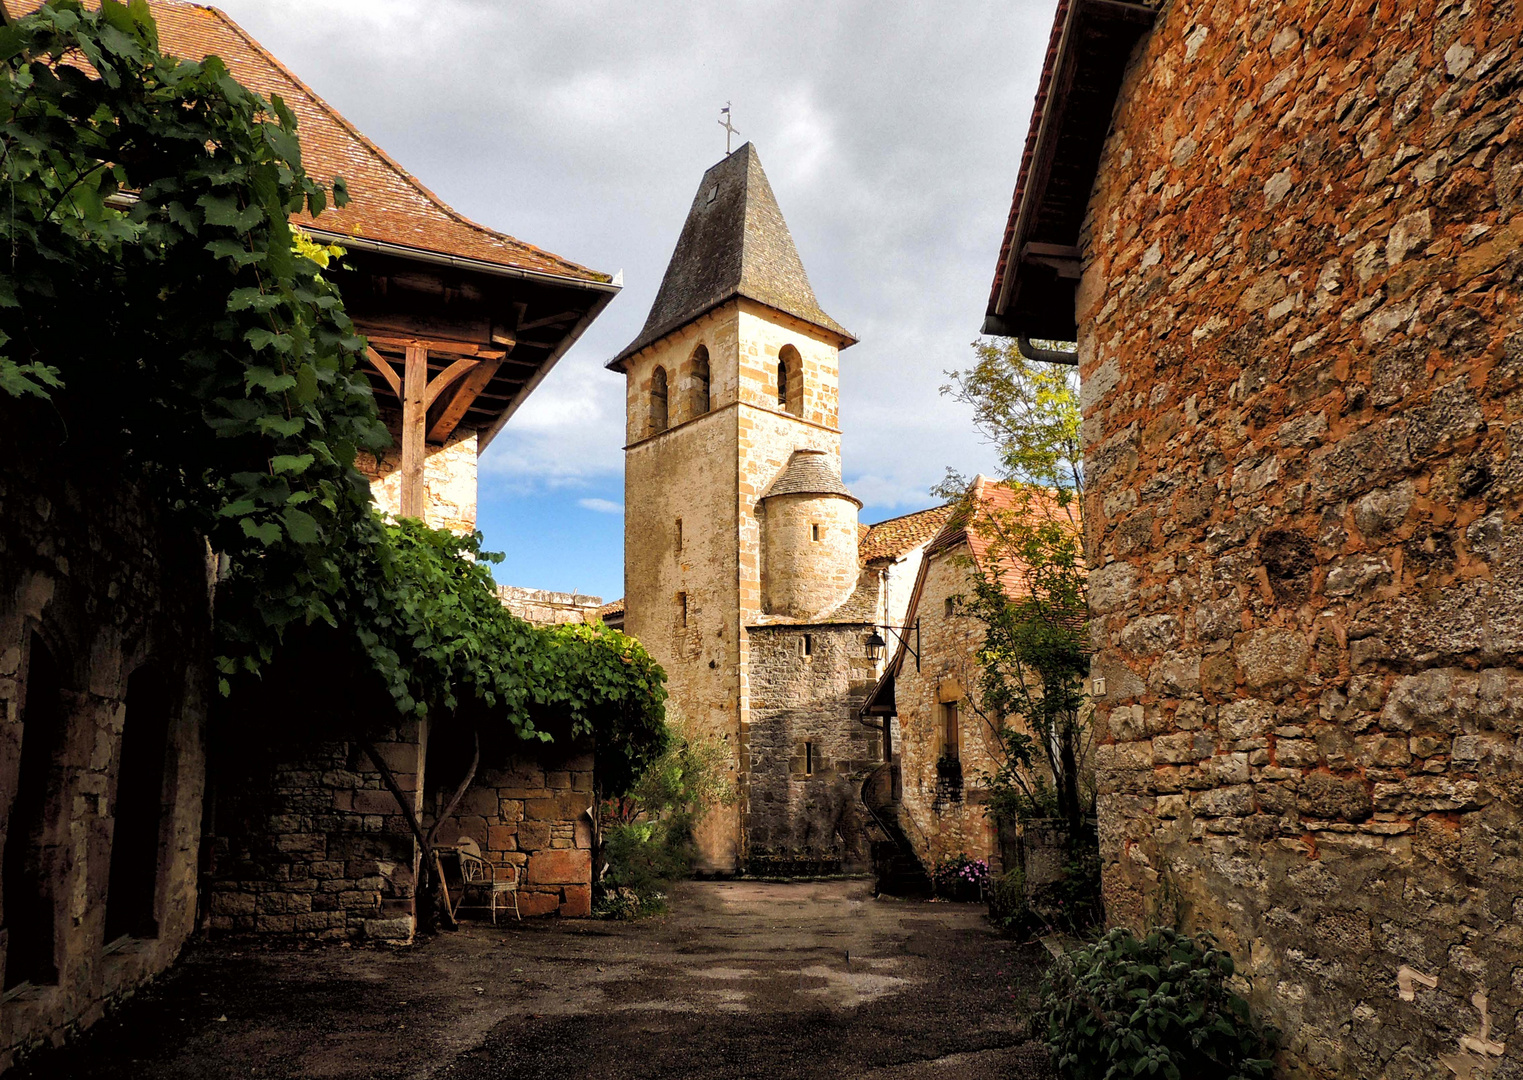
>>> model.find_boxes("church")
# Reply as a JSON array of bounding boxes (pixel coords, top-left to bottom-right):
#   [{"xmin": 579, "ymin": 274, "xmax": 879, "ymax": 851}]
[{"xmin": 608, "ymin": 145, "xmax": 947, "ymax": 874}]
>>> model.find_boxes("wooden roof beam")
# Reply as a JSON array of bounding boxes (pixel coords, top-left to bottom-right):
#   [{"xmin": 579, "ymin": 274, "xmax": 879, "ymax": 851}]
[{"xmin": 427, "ymin": 357, "xmax": 503, "ymax": 443}]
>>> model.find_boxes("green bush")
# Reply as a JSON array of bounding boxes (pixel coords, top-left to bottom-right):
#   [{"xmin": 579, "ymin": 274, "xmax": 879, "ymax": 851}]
[
  {"xmin": 988, "ymin": 868, "xmax": 1031, "ymax": 932},
  {"xmin": 1038, "ymin": 927, "xmax": 1276, "ymax": 1080}
]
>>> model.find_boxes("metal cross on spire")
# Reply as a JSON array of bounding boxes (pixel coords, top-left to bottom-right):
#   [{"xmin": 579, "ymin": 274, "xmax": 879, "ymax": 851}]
[{"xmin": 718, "ymin": 102, "xmax": 740, "ymax": 155}]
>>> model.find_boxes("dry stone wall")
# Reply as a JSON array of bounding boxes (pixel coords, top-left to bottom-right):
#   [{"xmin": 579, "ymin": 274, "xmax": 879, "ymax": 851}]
[
  {"xmin": 496, "ymin": 587, "xmax": 604, "ymax": 627},
  {"xmin": 1078, "ymin": 0, "xmax": 1523, "ymax": 1074}
]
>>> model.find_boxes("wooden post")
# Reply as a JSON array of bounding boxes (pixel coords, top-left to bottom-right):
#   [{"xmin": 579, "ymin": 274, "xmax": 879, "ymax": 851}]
[{"xmin": 400, "ymin": 344, "xmax": 428, "ymax": 519}]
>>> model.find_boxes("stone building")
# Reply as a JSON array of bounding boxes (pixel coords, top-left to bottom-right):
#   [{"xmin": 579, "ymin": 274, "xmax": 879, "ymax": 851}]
[
  {"xmin": 0, "ymin": 2, "xmax": 613, "ymax": 1062},
  {"xmin": 610, "ymin": 147, "xmax": 947, "ymax": 871},
  {"xmin": 860, "ymin": 478, "xmax": 1037, "ymax": 873},
  {"xmin": 986, "ymin": 0, "xmax": 1523, "ymax": 1073}
]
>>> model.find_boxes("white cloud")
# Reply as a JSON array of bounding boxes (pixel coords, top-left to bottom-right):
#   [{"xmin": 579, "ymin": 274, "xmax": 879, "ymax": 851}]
[
  {"xmin": 578, "ymin": 498, "xmax": 623, "ymax": 515},
  {"xmin": 215, "ymin": 0, "xmax": 1054, "ymax": 534}
]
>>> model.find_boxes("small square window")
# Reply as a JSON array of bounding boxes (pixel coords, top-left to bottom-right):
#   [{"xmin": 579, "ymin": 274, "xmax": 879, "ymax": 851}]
[{"xmin": 811, "ymin": 523, "xmax": 821, "ymax": 542}]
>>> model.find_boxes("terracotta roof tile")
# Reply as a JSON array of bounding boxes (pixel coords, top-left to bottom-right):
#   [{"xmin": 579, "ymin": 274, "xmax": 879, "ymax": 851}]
[
  {"xmin": 6, "ymin": 0, "xmax": 607, "ymax": 282},
  {"xmin": 926, "ymin": 476, "xmax": 1074, "ymax": 599},
  {"xmin": 859, "ymin": 503, "xmax": 956, "ymax": 563},
  {"xmin": 598, "ymin": 599, "xmax": 624, "ymax": 618}
]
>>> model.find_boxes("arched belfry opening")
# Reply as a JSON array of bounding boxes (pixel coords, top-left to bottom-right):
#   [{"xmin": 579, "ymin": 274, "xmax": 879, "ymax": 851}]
[
  {"xmin": 105, "ymin": 662, "xmax": 175, "ymax": 942},
  {"xmin": 778, "ymin": 345, "xmax": 803, "ymax": 417},
  {"xmin": 3, "ymin": 633, "xmax": 68, "ymax": 989},
  {"xmin": 688, "ymin": 345, "xmax": 710, "ymax": 418},
  {"xmin": 649, "ymin": 366, "xmax": 669, "ymax": 434}
]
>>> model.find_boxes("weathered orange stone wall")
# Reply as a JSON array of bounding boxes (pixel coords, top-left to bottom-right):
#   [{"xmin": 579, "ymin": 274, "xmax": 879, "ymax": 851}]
[{"xmin": 1080, "ymin": 0, "xmax": 1522, "ymax": 1074}]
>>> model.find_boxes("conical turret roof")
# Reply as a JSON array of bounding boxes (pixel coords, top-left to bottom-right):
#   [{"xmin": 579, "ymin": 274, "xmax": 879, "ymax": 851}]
[{"xmin": 609, "ymin": 144, "xmax": 854, "ymax": 369}]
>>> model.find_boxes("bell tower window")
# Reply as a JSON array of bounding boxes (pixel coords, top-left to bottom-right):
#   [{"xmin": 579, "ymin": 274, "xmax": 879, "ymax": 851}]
[
  {"xmin": 778, "ymin": 345, "xmax": 803, "ymax": 416},
  {"xmin": 688, "ymin": 345, "xmax": 710, "ymax": 418},
  {"xmin": 649, "ymin": 366, "xmax": 669, "ymax": 434}
]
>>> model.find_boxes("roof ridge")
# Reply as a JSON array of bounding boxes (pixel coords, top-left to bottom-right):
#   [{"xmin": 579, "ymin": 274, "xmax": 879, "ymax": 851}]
[{"xmin": 205, "ymin": 3, "xmax": 598, "ymax": 281}]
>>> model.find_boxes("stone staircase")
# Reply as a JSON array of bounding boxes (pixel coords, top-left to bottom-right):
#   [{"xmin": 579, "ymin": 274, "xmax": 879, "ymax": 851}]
[{"xmin": 861, "ymin": 763, "xmax": 932, "ymax": 898}]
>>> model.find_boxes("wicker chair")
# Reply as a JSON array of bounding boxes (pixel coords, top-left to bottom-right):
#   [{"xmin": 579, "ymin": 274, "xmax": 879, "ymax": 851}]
[{"xmin": 454, "ymin": 835, "xmax": 520, "ymax": 923}]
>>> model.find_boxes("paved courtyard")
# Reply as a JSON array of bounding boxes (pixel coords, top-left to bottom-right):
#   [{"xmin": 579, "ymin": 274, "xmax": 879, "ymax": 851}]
[{"xmin": 16, "ymin": 881, "xmax": 1053, "ymax": 1079}]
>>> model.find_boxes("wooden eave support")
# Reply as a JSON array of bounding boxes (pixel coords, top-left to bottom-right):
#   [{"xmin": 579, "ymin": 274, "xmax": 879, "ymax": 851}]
[{"xmin": 362, "ymin": 336, "xmax": 512, "ymax": 519}]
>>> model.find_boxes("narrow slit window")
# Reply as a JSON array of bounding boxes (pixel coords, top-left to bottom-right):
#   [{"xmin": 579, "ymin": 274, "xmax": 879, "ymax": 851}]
[
  {"xmin": 811, "ymin": 523, "xmax": 821, "ymax": 542},
  {"xmin": 776, "ymin": 358, "xmax": 788, "ymax": 406},
  {"xmin": 944, "ymin": 597, "xmax": 956, "ymax": 618},
  {"xmin": 675, "ymin": 518, "xmax": 683, "ymax": 552},
  {"xmin": 677, "ymin": 591, "xmax": 688, "ymax": 627},
  {"xmin": 804, "ymin": 741, "xmax": 815, "ymax": 776},
  {"xmin": 801, "ymin": 633, "xmax": 813, "ymax": 657}
]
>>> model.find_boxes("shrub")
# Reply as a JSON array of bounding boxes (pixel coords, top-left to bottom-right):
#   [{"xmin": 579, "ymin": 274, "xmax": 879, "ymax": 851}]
[
  {"xmin": 1038, "ymin": 927, "xmax": 1276, "ymax": 1080},
  {"xmin": 929, "ymin": 853, "xmax": 989, "ymax": 900},
  {"xmin": 987, "ymin": 868, "xmax": 1031, "ymax": 932}
]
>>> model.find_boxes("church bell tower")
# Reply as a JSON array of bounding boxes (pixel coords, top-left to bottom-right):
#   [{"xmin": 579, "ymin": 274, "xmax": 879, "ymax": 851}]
[{"xmin": 608, "ymin": 144, "xmax": 858, "ymax": 872}]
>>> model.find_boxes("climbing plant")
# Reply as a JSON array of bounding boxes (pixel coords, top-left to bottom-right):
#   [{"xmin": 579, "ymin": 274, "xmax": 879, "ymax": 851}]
[{"xmin": 0, "ymin": 1, "xmax": 666, "ymax": 769}]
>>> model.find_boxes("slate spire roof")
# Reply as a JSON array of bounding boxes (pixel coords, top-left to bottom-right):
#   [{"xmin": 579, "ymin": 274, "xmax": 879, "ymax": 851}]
[
  {"xmin": 761, "ymin": 450, "xmax": 862, "ymax": 507},
  {"xmin": 610, "ymin": 143, "xmax": 854, "ymax": 369}
]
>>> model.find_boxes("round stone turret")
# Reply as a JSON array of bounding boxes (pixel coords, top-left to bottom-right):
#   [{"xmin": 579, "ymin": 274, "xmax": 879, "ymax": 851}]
[{"xmin": 759, "ymin": 450, "xmax": 862, "ymax": 617}]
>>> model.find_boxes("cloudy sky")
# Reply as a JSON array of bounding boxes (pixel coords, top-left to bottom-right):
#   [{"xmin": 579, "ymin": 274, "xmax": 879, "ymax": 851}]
[{"xmin": 217, "ymin": 0, "xmax": 1057, "ymax": 601}]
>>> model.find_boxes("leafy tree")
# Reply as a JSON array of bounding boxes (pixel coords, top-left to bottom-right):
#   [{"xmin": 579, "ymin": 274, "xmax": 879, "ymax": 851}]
[
  {"xmin": 938, "ymin": 337, "xmax": 1092, "ymax": 834},
  {"xmin": 0, "ymin": 0, "xmax": 668, "ymax": 917},
  {"xmin": 593, "ymin": 715, "xmax": 735, "ymax": 915}
]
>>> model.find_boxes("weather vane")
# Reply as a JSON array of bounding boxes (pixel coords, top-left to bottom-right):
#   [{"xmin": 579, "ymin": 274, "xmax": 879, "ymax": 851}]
[{"xmin": 719, "ymin": 102, "xmax": 739, "ymax": 155}]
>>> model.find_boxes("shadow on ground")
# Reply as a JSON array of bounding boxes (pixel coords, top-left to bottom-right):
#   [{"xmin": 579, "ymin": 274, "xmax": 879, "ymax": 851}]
[{"xmin": 15, "ymin": 881, "xmax": 1054, "ymax": 1079}]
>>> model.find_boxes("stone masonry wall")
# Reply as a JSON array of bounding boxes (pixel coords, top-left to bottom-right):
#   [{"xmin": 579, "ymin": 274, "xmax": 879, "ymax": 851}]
[
  {"xmin": 426, "ymin": 741, "xmax": 594, "ymax": 918},
  {"xmin": 621, "ymin": 296, "xmax": 849, "ymax": 871},
  {"xmin": 496, "ymin": 587, "xmax": 604, "ymax": 627},
  {"xmin": 760, "ymin": 492, "xmax": 862, "ymax": 618},
  {"xmin": 0, "ymin": 413, "xmax": 211, "ymax": 1070},
  {"xmin": 359, "ymin": 427, "xmax": 478, "ymax": 535},
  {"xmin": 746, "ymin": 625, "xmax": 880, "ymax": 867},
  {"xmin": 1078, "ymin": 1, "xmax": 1523, "ymax": 1074},
  {"xmin": 893, "ymin": 545, "xmax": 1004, "ymax": 871},
  {"xmin": 207, "ymin": 724, "xmax": 427, "ymax": 942}
]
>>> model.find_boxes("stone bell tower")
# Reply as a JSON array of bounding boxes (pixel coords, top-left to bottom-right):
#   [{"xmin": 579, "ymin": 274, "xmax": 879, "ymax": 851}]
[{"xmin": 608, "ymin": 143, "xmax": 858, "ymax": 872}]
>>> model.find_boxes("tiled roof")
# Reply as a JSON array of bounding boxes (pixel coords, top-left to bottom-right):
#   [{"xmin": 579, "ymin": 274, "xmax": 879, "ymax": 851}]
[
  {"xmin": 611, "ymin": 143, "xmax": 853, "ymax": 369},
  {"xmin": 762, "ymin": 450, "xmax": 861, "ymax": 506},
  {"xmin": 926, "ymin": 476, "xmax": 1073, "ymax": 599},
  {"xmin": 598, "ymin": 599, "xmax": 624, "ymax": 618},
  {"xmin": 859, "ymin": 503, "xmax": 956, "ymax": 563},
  {"xmin": 4, "ymin": 0, "xmax": 608, "ymax": 283}
]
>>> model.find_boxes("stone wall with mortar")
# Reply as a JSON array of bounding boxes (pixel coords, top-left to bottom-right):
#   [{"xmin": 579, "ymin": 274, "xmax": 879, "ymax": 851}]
[
  {"xmin": 208, "ymin": 727, "xmax": 596, "ymax": 935},
  {"xmin": 206, "ymin": 724, "xmax": 428, "ymax": 942},
  {"xmin": 621, "ymin": 296, "xmax": 851, "ymax": 872},
  {"xmin": 1076, "ymin": 1, "xmax": 1523, "ymax": 1074},
  {"xmin": 426, "ymin": 741, "xmax": 594, "ymax": 918},
  {"xmin": 891, "ymin": 544, "xmax": 1004, "ymax": 870},
  {"xmin": 0, "ymin": 413, "xmax": 211, "ymax": 1070},
  {"xmin": 496, "ymin": 587, "xmax": 604, "ymax": 627},
  {"xmin": 359, "ymin": 427, "xmax": 478, "ymax": 535},
  {"xmin": 759, "ymin": 492, "xmax": 862, "ymax": 618},
  {"xmin": 745, "ymin": 624, "xmax": 881, "ymax": 865}
]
